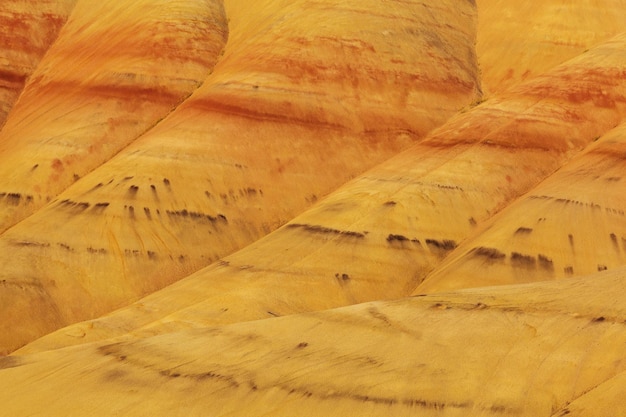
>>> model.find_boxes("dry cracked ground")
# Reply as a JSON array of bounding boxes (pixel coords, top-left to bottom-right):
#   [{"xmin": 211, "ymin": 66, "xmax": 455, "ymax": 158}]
[{"xmin": 0, "ymin": 1, "xmax": 625, "ymax": 416}]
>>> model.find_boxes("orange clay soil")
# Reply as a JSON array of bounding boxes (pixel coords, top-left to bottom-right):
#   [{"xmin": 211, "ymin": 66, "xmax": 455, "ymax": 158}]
[
  {"xmin": 3, "ymin": 271, "xmax": 625, "ymax": 416},
  {"xmin": 476, "ymin": 0, "xmax": 626, "ymax": 95},
  {"xmin": 416, "ymin": 118, "xmax": 626, "ymax": 293},
  {"xmin": 19, "ymin": 30, "xmax": 626, "ymax": 354},
  {"xmin": 0, "ymin": 0, "xmax": 481, "ymax": 354},
  {"xmin": 0, "ymin": 0, "xmax": 228, "ymax": 233},
  {"xmin": 0, "ymin": 0, "xmax": 78, "ymax": 128},
  {"xmin": 2, "ymin": 3, "xmax": 626, "ymax": 415}
]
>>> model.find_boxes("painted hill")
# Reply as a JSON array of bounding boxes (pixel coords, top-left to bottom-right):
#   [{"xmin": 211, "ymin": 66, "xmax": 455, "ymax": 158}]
[
  {"xmin": 476, "ymin": 0, "xmax": 626, "ymax": 94},
  {"xmin": 1, "ymin": 1, "xmax": 626, "ymax": 416},
  {"xmin": 21, "ymin": 29, "xmax": 626, "ymax": 352},
  {"xmin": 0, "ymin": 0, "xmax": 481, "ymax": 354},
  {"xmin": 2, "ymin": 271, "xmax": 624, "ymax": 416},
  {"xmin": 0, "ymin": 0, "xmax": 228, "ymax": 233},
  {"xmin": 417, "ymin": 118, "xmax": 626, "ymax": 293},
  {"xmin": 0, "ymin": 0, "xmax": 77, "ymax": 128}
]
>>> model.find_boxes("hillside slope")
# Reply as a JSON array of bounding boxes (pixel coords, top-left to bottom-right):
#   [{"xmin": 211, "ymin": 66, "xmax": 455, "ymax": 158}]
[
  {"xmin": 0, "ymin": 0, "xmax": 481, "ymax": 354},
  {"xmin": 417, "ymin": 118, "xmax": 626, "ymax": 293},
  {"xmin": 476, "ymin": 0, "xmax": 626, "ymax": 94},
  {"xmin": 0, "ymin": 0, "xmax": 77, "ymax": 128},
  {"xmin": 1, "ymin": 2, "xmax": 626, "ymax": 415},
  {"xmin": 0, "ymin": 0, "xmax": 228, "ymax": 233},
  {"xmin": 20, "ymin": 30, "xmax": 626, "ymax": 353},
  {"xmin": 2, "ymin": 271, "xmax": 625, "ymax": 416}
]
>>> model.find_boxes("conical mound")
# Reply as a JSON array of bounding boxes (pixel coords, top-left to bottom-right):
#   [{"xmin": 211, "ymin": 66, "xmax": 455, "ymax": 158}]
[
  {"xmin": 0, "ymin": 0, "xmax": 228, "ymax": 233},
  {"xmin": 417, "ymin": 118, "xmax": 626, "ymax": 293},
  {"xmin": 1, "ymin": 2, "xmax": 626, "ymax": 415},
  {"xmin": 21, "ymin": 30, "xmax": 626, "ymax": 354},
  {"xmin": 2, "ymin": 271, "xmax": 624, "ymax": 416},
  {"xmin": 476, "ymin": 0, "xmax": 626, "ymax": 94},
  {"xmin": 0, "ymin": 0, "xmax": 481, "ymax": 354},
  {"xmin": 0, "ymin": 0, "xmax": 77, "ymax": 128}
]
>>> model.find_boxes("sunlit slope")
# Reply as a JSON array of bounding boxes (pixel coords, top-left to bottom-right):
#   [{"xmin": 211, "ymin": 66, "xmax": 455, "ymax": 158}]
[
  {"xmin": 0, "ymin": 0, "xmax": 77, "ymax": 128},
  {"xmin": 0, "ymin": 0, "xmax": 228, "ymax": 233},
  {"xmin": 553, "ymin": 371, "xmax": 626, "ymax": 417},
  {"xmin": 3, "ymin": 271, "xmax": 625, "ymax": 416},
  {"xmin": 20, "ymin": 30, "xmax": 626, "ymax": 354},
  {"xmin": 215, "ymin": 0, "xmax": 481, "ymax": 134},
  {"xmin": 476, "ymin": 0, "xmax": 626, "ymax": 95},
  {"xmin": 0, "ymin": 0, "xmax": 481, "ymax": 354},
  {"xmin": 416, "ymin": 120, "xmax": 626, "ymax": 293}
]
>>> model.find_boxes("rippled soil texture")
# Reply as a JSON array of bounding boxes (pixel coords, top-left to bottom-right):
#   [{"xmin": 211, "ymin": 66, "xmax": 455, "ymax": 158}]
[{"xmin": 0, "ymin": 1, "xmax": 625, "ymax": 416}]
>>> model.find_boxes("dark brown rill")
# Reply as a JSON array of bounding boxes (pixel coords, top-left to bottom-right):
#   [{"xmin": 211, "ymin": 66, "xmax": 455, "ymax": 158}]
[
  {"xmin": 126, "ymin": 205, "xmax": 135, "ymax": 218},
  {"xmin": 537, "ymin": 254, "xmax": 554, "ymax": 271},
  {"xmin": 335, "ymin": 273, "xmax": 350, "ymax": 281},
  {"xmin": 471, "ymin": 246, "xmax": 506, "ymax": 260},
  {"xmin": 387, "ymin": 234, "xmax": 408, "ymax": 242},
  {"xmin": 425, "ymin": 239, "xmax": 457, "ymax": 251},
  {"xmin": 510, "ymin": 252, "xmax": 536, "ymax": 268},
  {"xmin": 610, "ymin": 233, "xmax": 620, "ymax": 250},
  {"xmin": 0, "ymin": 356, "xmax": 22, "ymax": 370},
  {"xmin": 92, "ymin": 202, "xmax": 110, "ymax": 213},
  {"xmin": 5, "ymin": 193, "xmax": 22, "ymax": 205},
  {"xmin": 87, "ymin": 247, "xmax": 107, "ymax": 254},
  {"xmin": 57, "ymin": 199, "xmax": 90, "ymax": 212},
  {"xmin": 165, "ymin": 209, "xmax": 228, "ymax": 224},
  {"xmin": 287, "ymin": 223, "xmax": 365, "ymax": 238},
  {"xmin": 57, "ymin": 243, "xmax": 73, "ymax": 252},
  {"xmin": 5, "ymin": 192, "xmax": 22, "ymax": 203}
]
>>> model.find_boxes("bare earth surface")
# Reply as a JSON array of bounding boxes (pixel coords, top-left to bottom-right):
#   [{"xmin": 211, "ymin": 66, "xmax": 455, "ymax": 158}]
[{"xmin": 0, "ymin": 1, "xmax": 625, "ymax": 416}]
